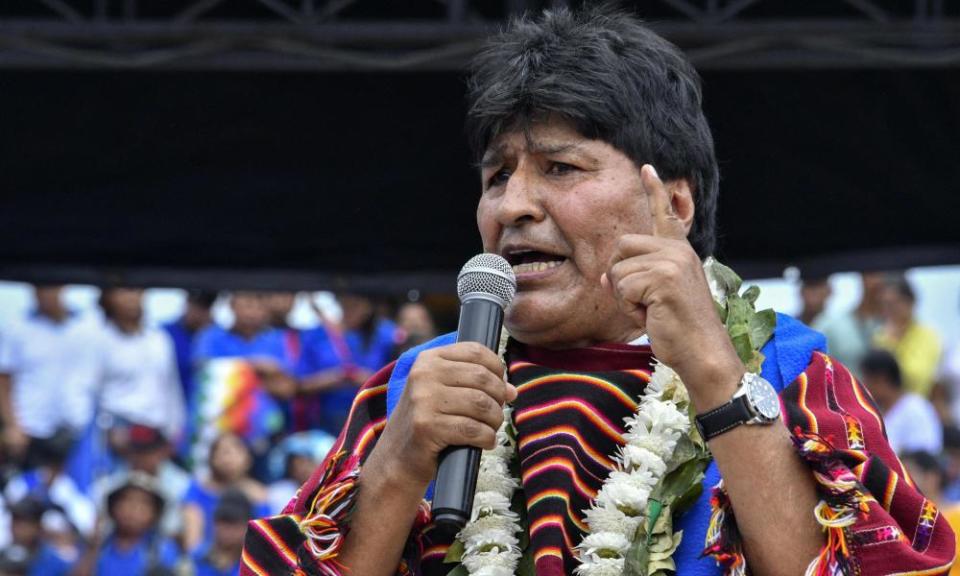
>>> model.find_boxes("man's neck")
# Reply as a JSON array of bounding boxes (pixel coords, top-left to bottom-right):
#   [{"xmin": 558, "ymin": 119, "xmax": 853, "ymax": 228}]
[
  {"xmin": 231, "ymin": 326, "xmax": 262, "ymax": 341},
  {"xmin": 39, "ymin": 307, "xmax": 69, "ymax": 323},
  {"xmin": 112, "ymin": 318, "xmax": 141, "ymax": 334},
  {"xmin": 208, "ymin": 545, "xmax": 241, "ymax": 568},
  {"xmin": 112, "ymin": 531, "xmax": 147, "ymax": 551}
]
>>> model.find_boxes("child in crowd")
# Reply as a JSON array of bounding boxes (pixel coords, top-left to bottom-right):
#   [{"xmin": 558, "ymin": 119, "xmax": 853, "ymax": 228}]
[
  {"xmin": 191, "ymin": 490, "xmax": 252, "ymax": 576},
  {"xmin": 266, "ymin": 431, "xmax": 336, "ymax": 513},
  {"xmin": 95, "ymin": 423, "xmax": 190, "ymax": 536},
  {"xmin": 28, "ymin": 508, "xmax": 81, "ymax": 576},
  {"xmin": 182, "ymin": 433, "xmax": 270, "ymax": 553},
  {"xmin": 75, "ymin": 472, "xmax": 180, "ymax": 576},
  {"xmin": 0, "ymin": 498, "xmax": 44, "ymax": 575}
]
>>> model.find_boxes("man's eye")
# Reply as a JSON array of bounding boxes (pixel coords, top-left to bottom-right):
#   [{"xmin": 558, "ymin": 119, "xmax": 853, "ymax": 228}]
[
  {"xmin": 547, "ymin": 162, "xmax": 578, "ymax": 175},
  {"xmin": 487, "ymin": 169, "xmax": 511, "ymax": 188}
]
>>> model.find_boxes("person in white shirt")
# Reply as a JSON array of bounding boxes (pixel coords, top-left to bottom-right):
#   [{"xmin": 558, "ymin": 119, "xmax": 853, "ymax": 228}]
[
  {"xmin": 0, "ymin": 285, "xmax": 93, "ymax": 464},
  {"xmin": 861, "ymin": 348, "xmax": 943, "ymax": 454},
  {"xmin": 85, "ymin": 287, "xmax": 186, "ymax": 443}
]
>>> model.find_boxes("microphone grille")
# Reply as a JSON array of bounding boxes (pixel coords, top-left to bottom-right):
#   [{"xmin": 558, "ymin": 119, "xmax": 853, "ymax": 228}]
[{"xmin": 457, "ymin": 253, "xmax": 517, "ymax": 307}]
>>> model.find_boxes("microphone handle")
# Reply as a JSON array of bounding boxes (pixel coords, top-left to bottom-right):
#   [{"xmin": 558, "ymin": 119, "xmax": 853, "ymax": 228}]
[{"xmin": 432, "ymin": 297, "xmax": 505, "ymax": 531}]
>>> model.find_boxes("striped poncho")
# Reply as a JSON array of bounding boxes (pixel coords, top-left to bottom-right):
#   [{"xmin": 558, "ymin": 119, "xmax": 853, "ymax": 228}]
[{"xmin": 242, "ymin": 314, "xmax": 956, "ymax": 575}]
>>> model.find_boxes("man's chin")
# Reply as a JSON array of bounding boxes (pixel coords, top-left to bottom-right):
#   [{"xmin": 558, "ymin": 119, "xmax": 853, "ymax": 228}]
[{"xmin": 504, "ymin": 294, "xmax": 569, "ymax": 345}]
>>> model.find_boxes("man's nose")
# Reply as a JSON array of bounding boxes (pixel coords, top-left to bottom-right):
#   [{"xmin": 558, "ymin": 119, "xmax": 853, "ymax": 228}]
[{"xmin": 496, "ymin": 165, "xmax": 546, "ymax": 227}]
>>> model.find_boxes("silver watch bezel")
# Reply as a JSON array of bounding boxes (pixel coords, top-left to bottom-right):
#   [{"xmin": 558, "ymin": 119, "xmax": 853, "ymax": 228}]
[{"xmin": 732, "ymin": 372, "xmax": 780, "ymax": 424}]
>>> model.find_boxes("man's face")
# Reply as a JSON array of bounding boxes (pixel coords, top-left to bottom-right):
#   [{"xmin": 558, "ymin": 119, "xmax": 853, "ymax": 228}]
[
  {"xmin": 861, "ymin": 372, "xmax": 895, "ymax": 409},
  {"xmin": 33, "ymin": 285, "xmax": 64, "ymax": 317},
  {"xmin": 231, "ymin": 293, "xmax": 269, "ymax": 333},
  {"xmin": 111, "ymin": 488, "xmax": 159, "ymax": 537},
  {"xmin": 880, "ymin": 286, "xmax": 913, "ymax": 325},
  {"xmin": 477, "ymin": 120, "xmax": 656, "ymax": 348},
  {"xmin": 264, "ymin": 292, "xmax": 296, "ymax": 326},
  {"xmin": 800, "ymin": 281, "xmax": 831, "ymax": 314},
  {"xmin": 106, "ymin": 288, "xmax": 144, "ymax": 324}
]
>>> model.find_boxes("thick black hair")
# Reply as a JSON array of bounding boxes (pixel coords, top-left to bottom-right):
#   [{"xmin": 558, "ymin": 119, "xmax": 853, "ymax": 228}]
[
  {"xmin": 860, "ymin": 349, "xmax": 903, "ymax": 389},
  {"xmin": 465, "ymin": 5, "xmax": 719, "ymax": 258}
]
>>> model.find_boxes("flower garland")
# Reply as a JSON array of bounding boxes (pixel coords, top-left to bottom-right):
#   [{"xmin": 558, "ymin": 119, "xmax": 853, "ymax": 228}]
[{"xmin": 447, "ymin": 258, "xmax": 775, "ymax": 576}]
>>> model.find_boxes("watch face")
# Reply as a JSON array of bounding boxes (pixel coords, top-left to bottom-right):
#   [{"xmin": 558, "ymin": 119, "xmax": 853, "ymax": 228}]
[{"xmin": 746, "ymin": 374, "xmax": 781, "ymax": 421}]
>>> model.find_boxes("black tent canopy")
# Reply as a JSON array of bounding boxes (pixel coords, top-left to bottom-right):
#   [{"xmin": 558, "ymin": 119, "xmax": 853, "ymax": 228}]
[{"xmin": 2, "ymin": 73, "xmax": 959, "ymax": 292}]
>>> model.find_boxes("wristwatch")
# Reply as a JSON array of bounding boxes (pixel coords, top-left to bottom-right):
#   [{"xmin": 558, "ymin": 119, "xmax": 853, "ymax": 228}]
[{"xmin": 694, "ymin": 372, "xmax": 780, "ymax": 441}]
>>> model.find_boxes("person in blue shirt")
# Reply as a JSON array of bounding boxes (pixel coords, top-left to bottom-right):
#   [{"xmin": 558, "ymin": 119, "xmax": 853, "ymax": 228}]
[
  {"xmin": 297, "ymin": 292, "xmax": 398, "ymax": 435},
  {"xmin": 181, "ymin": 433, "xmax": 271, "ymax": 554},
  {"xmin": 163, "ymin": 290, "xmax": 217, "ymax": 417},
  {"xmin": 192, "ymin": 292, "xmax": 297, "ymax": 401},
  {"xmin": 74, "ymin": 472, "xmax": 181, "ymax": 576},
  {"xmin": 191, "ymin": 489, "xmax": 252, "ymax": 576}
]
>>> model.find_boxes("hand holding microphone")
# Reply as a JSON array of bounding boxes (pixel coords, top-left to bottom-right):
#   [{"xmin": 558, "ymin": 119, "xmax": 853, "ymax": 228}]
[{"xmin": 371, "ymin": 255, "xmax": 517, "ymax": 526}]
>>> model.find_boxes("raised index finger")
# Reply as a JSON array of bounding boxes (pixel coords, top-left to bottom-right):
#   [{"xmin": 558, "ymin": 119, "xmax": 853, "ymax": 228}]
[{"xmin": 641, "ymin": 164, "xmax": 686, "ymax": 241}]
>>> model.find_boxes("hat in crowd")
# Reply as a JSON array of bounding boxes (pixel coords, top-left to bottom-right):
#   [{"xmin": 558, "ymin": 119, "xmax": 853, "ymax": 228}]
[
  {"xmin": 31, "ymin": 427, "xmax": 75, "ymax": 465},
  {"xmin": 214, "ymin": 489, "xmax": 253, "ymax": 524},
  {"xmin": 126, "ymin": 424, "xmax": 169, "ymax": 453},
  {"xmin": 8, "ymin": 497, "xmax": 46, "ymax": 522},
  {"xmin": 105, "ymin": 471, "xmax": 166, "ymax": 517},
  {"xmin": 267, "ymin": 430, "xmax": 336, "ymax": 481}
]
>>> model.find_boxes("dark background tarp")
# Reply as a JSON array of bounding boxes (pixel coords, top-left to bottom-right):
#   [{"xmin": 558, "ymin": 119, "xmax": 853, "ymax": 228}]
[{"xmin": 2, "ymin": 68, "xmax": 959, "ymax": 291}]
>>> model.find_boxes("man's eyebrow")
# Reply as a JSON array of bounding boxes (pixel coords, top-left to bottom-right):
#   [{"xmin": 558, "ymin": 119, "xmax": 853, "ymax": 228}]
[
  {"xmin": 478, "ymin": 140, "xmax": 600, "ymax": 169},
  {"xmin": 478, "ymin": 143, "xmax": 507, "ymax": 169}
]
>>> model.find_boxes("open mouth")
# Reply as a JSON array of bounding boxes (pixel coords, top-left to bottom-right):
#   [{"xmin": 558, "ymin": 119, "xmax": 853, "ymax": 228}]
[{"xmin": 504, "ymin": 249, "xmax": 568, "ymax": 275}]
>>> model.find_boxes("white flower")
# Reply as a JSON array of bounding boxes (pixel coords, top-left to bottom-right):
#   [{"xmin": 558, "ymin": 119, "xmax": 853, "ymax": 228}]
[
  {"xmin": 583, "ymin": 505, "xmax": 642, "ymax": 540},
  {"xmin": 463, "ymin": 528, "xmax": 519, "ymax": 554},
  {"xmin": 471, "ymin": 491, "xmax": 513, "ymax": 521},
  {"xmin": 596, "ymin": 478, "xmax": 650, "ymax": 517},
  {"xmin": 637, "ymin": 400, "xmax": 690, "ymax": 436},
  {"xmin": 647, "ymin": 362, "xmax": 689, "ymax": 405},
  {"xmin": 578, "ymin": 531, "xmax": 630, "ymax": 557},
  {"xmin": 470, "ymin": 566, "xmax": 515, "ymax": 576},
  {"xmin": 575, "ymin": 556, "xmax": 626, "ymax": 576},
  {"xmin": 462, "ymin": 548, "xmax": 521, "ymax": 573},
  {"xmin": 616, "ymin": 444, "xmax": 666, "ymax": 477},
  {"xmin": 476, "ymin": 464, "xmax": 519, "ymax": 497},
  {"xmin": 458, "ymin": 512, "xmax": 520, "ymax": 542}
]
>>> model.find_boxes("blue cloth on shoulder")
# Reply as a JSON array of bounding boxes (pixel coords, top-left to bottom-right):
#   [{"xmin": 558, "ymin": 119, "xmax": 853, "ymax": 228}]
[{"xmin": 385, "ymin": 313, "xmax": 825, "ymax": 573}]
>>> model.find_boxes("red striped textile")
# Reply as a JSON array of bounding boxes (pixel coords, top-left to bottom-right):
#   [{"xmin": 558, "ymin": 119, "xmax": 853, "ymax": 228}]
[{"xmin": 241, "ymin": 344, "xmax": 956, "ymax": 576}]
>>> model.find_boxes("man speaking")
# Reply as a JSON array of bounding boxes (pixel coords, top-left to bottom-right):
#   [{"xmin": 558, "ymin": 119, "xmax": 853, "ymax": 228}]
[{"xmin": 241, "ymin": 6, "xmax": 955, "ymax": 576}]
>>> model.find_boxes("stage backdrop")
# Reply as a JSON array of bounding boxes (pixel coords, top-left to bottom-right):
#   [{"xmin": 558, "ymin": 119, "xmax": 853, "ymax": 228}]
[{"xmin": 1, "ymin": 69, "xmax": 958, "ymax": 291}]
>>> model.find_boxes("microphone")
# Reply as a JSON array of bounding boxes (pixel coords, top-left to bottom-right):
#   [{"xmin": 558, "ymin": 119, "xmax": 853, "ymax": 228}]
[{"xmin": 431, "ymin": 253, "xmax": 517, "ymax": 531}]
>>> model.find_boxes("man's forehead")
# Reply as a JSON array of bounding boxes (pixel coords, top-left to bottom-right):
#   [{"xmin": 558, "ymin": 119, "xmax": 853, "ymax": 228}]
[{"xmin": 482, "ymin": 125, "xmax": 597, "ymax": 164}]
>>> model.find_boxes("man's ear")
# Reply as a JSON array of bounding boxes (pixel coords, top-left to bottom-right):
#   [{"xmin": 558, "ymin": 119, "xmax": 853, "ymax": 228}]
[{"xmin": 665, "ymin": 178, "xmax": 695, "ymax": 236}]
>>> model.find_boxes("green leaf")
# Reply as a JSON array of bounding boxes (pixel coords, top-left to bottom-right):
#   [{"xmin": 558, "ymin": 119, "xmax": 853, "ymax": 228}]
[
  {"xmin": 443, "ymin": 539, "xmax": 465, "ymax": 563},
  {"xmin": 724, "ymin": 297, "xmax": 752, "ymax": 331},
  {"xmin": 730, "ymin": 331, "xmax": 754, "ymax": 366},
  {"xmin": 653, "ymin": 455, "xmax": 708, "ymax": 512},
  {"xmin": 745, "ymin": 350, "xmax": 765, "ymax": 375},
  {"xmin": 714, "ymin": 300, "xmax": 728, "ymax": 324},
  {"xmin": 645, "ymin": 499, "xmax": 664, "ymax": 546},
  {"xmin": 445, "ymin": 565, "xmax": 469, "ymax": 576},
  {"xmin": 624, "ymin": 528, "xmax": 651, "ymax": 576},
  {"xmin": 742, "ymin": 285, "xmax": 760, "ymax": 306},
  {"xmin": 704, "ymin": 258, "xmax": 742, "ymax": 297},
  {"xmin": 748, "ymin": 308, "xmax": 777, "ymax": 352}
]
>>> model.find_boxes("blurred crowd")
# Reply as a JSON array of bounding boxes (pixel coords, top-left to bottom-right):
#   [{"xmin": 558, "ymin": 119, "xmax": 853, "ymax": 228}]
[
  {"xmin": 0, "ymin": 287, "xmax": 437, "ymax": 576},
  {"xmin": 799, "ymin": 271, "xmax": 960, "ymax": 548},
  {"xmin": 1, "ymin": 272, "xmax": 959, "ymax": 575}
]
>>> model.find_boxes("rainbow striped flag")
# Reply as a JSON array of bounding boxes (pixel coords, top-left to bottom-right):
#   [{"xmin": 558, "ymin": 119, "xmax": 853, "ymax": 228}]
[{"xmin": 190, "ymin": 358, "xmax": 285, "ymax": 467}]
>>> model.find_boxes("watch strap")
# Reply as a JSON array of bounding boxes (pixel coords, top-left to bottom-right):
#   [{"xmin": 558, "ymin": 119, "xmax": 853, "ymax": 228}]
[{"xmin": 695, "ymin": 395, "xmax": 753, "ymax": 441}]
